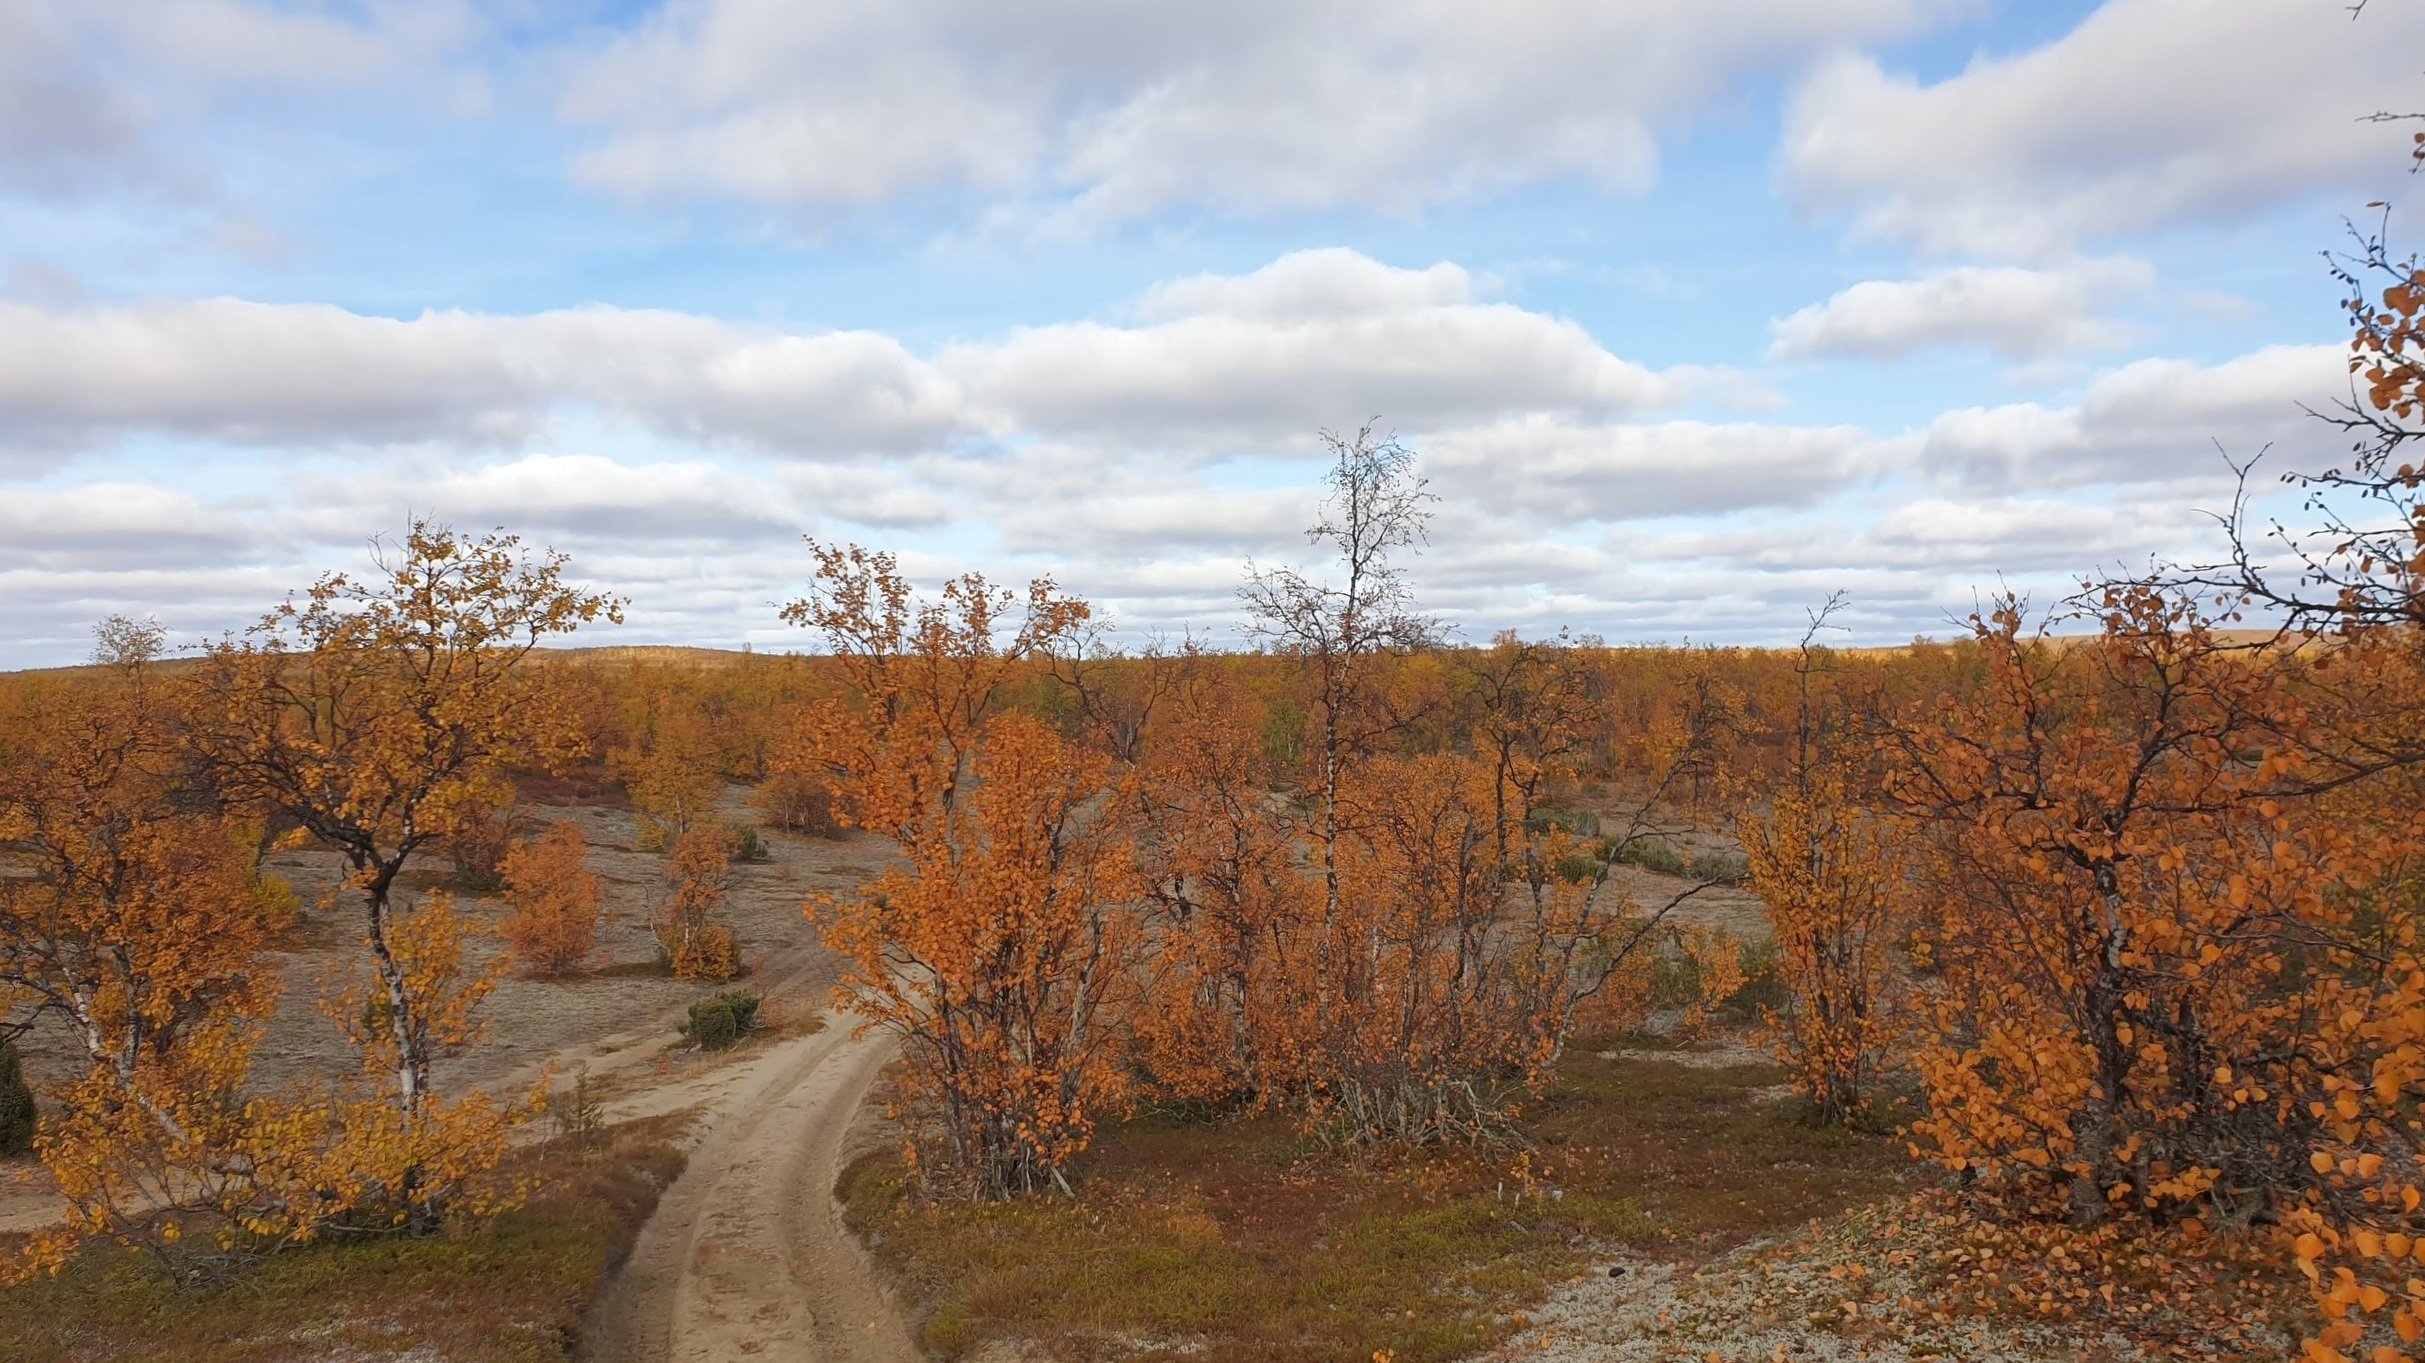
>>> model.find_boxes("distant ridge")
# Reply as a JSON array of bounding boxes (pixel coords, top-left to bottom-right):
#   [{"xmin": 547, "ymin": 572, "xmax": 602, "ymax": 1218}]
[{"xmin": 0, "ymin": 628, "xmax": 2317, "ymax": 681}]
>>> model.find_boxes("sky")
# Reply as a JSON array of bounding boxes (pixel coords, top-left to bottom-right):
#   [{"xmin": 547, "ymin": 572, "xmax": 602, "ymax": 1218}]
[{"xmin": 0, "ymin": 0, "xmax": 2418, "ymax": 664}]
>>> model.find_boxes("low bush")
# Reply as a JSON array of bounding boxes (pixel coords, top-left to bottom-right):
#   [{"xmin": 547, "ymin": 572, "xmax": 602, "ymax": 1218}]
[
  {"xmin": 733, "ymin": 824, "xmax": 773, "ymax": 863},
  {"xmin": 444, "ymin": 803, "xmax": 527, "ymax": 892},
  {"xmin": 0, "ymin": 1118, "xmax": 688, "ymax": 1363},
  {"xmin": 1687, "ymin": 847, "xmax": 1748, "ymax": 883},
  {"xmin": 1720, "ymin": 937, "xmax": 1789, "ymax": 1023},
  {"xmin": 751, "ymin": 770, "xmax": 840, "ymax": 837},
  {"xmin": 1523, "ymin": 807, "xmax": 1601, "ymax": 838},
  {"xmin": 684, "ymin": 990, "xmax": 762, "ymax": 1051},
  {"xmin": 1552, "ymin": 852, "xmax": 1602, "ymax": 885},
  {"xmin": 1608, "ymin": 834, "xmax": 1686, "ymax": 876},
  {"xmin": 0, "ymin": 1042, "xmax": 34, "ymax": 1157}
]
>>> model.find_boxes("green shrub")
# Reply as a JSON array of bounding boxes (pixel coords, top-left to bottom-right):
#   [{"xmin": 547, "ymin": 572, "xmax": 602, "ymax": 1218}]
[
  {"xmin": 1720, "ymin": 938, "xmax": 1788, "ymax": 1023},
  {"xmin": 733, "ymin": 825, "xmax": 773, "ymax": 863},
  {"xmin": 0, "ymin": 1040, "xmax": 35, "ymax": 1157},
  {"xmin": 1524, "ymin": 807, "xmax": 1602, "ymax": 838},
  {"xmin": 1687, "ymin": 848, "xmax": 1748, "ymax": 883},
  {"xmin": 545, "ymin": 1068, "xmax": 606, "ymax": 1146},
  {"xmin": 1610, "ymin": 835, "xmax": 1686, "ymax": 876},
  {"xmin": 1649, "ymin": 951, "xmax": 1708, "ymax": 1010},
  {"xmin": 1552, "ymin": 852, "xmax": 1603, "ymax": 885},
  {"xmin": 683, "ymin": 990, "xmax": 762, "ymax": 1051}
]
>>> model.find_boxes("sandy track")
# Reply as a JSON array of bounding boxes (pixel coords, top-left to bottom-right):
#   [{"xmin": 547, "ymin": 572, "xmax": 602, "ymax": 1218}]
[{"xmin": 584, "ymin": 1014, "xmax": 921, "ymax": 1363}]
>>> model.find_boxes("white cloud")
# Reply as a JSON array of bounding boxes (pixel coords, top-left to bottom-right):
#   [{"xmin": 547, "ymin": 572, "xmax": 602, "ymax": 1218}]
[
  {"xmin": 560, "ymin": 0, "xmax": 1954, "ymax": 228},
  {"xmin": 996, "ymin": 487, "xmax": 1308, "ymax": 556},
  {"xmin": 0, "ymin": 1, "xmax": 165, "ymax": 199},
  {"xmin": 91, "ymin": 0, "xmax": 475, "ymax": 90},
  {"xmin": 950, "ymin": 252, "xmax": 1689, "ymax": 444},
  {"xmin": 1137, "ymin": 248, "xmax": 1477, "ymax": 322},
  {"xmin": 1768, "ymin": 259, "xmax": 2152, "ymax": 362},
  {"xmin": 1912, "ymin": 343, "xmax": 2347, "ymax": 489},
  {"xmin": 1782, "ymin": 0, "xmax": 2425, "ymax": 256},
  {"xmin": 0, "ymin": 0, "xmax": 481, "ymax": 203},
  {"xmin": 287, "ymin": 452, "xmax": 812, "ymax": 544},
  {"xmin": 1425, "ymin": 415, "xmax": 1888, "ymax": 519},
  {"xmin": 0, "ymin": 299, "xmax": 961, "ymax": 455},
  {"xmin": 0, "ymin": 251, "xmax": 1716, "ymax": 457},
  {"xmin": 0, "ymin": 483, "xmax": 252, "ymax": 570},
  {"xmin": 0, "ymin": 260, "xmax": 2361, "ymax": 664}
]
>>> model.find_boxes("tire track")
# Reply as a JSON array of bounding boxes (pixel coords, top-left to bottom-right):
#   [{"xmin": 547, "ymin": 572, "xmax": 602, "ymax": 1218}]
[{"xmin": 586, "ymin": 1015, "xmax": 920, "ymax": 1363}]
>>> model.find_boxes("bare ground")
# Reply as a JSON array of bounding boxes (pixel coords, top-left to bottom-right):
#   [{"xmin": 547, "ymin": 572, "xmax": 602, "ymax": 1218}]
[
  {"xmin": 580, "ymin": 1015, "xmax": 921, "ymax": 1363},
  {"xmin": 0, "ymin": 785, "xmax": 881, "ymax": 1233}
]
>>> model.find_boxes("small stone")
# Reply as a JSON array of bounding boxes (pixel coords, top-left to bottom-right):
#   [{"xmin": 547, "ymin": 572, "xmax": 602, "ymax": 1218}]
[{"xmin": 1608, "ymin": 1265, "xmax": 1628, "ymax": 1279}]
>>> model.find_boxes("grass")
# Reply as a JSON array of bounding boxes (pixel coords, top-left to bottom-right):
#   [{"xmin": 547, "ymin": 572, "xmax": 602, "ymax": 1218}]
[
  {"xmin": 0, "ymin": 1116, "xmax": 687, "ymax": 1363},
  {"xmin": 841, "ymin": 1041, "xmax": 1914, "ymax": 1363}
]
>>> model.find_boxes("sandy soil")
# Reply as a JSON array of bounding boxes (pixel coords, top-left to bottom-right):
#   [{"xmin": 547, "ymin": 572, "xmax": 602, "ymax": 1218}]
[
  {"xmin": 1474, "ymin": 1240, "xmax": 2168, "ymax": 1363},
  {"xmin": 0, "ymin": 784, "xmax": 882, "ymax": 1231},
  {"xmin": 581, "ymin": 1015, "xmax": 922, "ymax": 1363},
  {"xmin": 1600, "ymin": 862, "xmax": 1771, "ymax": 942}
]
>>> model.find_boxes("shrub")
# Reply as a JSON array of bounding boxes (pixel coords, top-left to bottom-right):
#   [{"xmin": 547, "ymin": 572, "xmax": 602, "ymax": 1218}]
[
  {"xmin": 498, "ymin": 820, "xmax": 602, "ymax": 976},
  {"xmin": 444, "ymin": 802, "xmax": 526, "ymax": 892},
  {"xmin": 1524, "ymin": 807, "xmax": 1602, "ymax": 838},
  {"xmin": 1552, "ymin": 852, "xmax": 1603, "ymax": 885},
  {"xmin": 1609, "ymin": 835, "xmax": 1686, "ymax": 876},
  {"xmin": 733, "ymin": 825, "xmax": 773, "ymax": 864},
  {"xmin": 544, "ymin": 1068, "xmax": 605, "ymax": 1146},
  {"xmin": 256, "ymin": 872, "xmax": 303, "ymax": 928},
  {"xmin": 0, "ymin": 1041, "xmax": 33, "ymax": 1157},
  {"xmin": 1720, "ymin": 936, "xmax": 1789, "ymax": 1023},
  {"xmin": 750, "ymin": 769, "xmax": 839, "ymax": 837},
  {"xmin": 653, "ymin": 826, "xmax": 741, "ymax": 982},
  {"xmin": 684, "ymin": 990, "xmax": 761, "ymax": 1051},
  {"xmin": 1687, "ymin": 847, "xmax": 1748, "ymax": 883}
]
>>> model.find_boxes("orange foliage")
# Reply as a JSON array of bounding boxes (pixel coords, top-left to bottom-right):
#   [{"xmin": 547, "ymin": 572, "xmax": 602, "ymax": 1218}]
[
  {"xmin": 498, "ymin": 819, "xmax": 602, "ymax": 976},
  {"xmin": 751, "ymin": 766, "xmax": 839, "ymax": 836},
  {"xmin": 181, "ymin": 520, "xmax": 617, "ymax": 1233},
  {"xmin": 0, "ymin": 669, "xmax": 289, "ymax": 1280},
  {"xmin": 815, "ymin": 713, "xmax": 1144, "ymax": 1197},
  {"xmin": 1742, "ymin": 770, "xmax": 1903, "ymax": 1124},
  {"xmin": 654, "ymin": 824, "xmax": 740, "ymax": 982},
  {"xmin": 785, "ymin": 542, "xmax": 1120, "ymax": 1196},
  {"xmin": 613, "ymin": 677, "xmax": 726, "ymax": 845},
  {"xmin": 1877, "ymin": 591, "xmax": 2384, "ymax": 1231},
  {"xmin": 1127, "ymin": 659, "xmax": 1310, "ymax": 1109}
]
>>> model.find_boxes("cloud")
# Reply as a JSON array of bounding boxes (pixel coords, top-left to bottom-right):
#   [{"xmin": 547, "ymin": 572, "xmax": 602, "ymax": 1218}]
[
  {"xmin": 950, "ymin": 251, "xmax": 1690, "ymax": 445},
  {"xmin": 0, "ymin": 483, "xmax": 254, "ymax": 571},
  {"xmin": 996, "ymin": 487, "xmax": 1308, "ymax": 556},
  {"xmin": 1137, "ymin": 248, "xmax": 1476, "ymax": 322},
  {"xmin": 0, "ymin": 251, "xmax": 2362, "ymax": 664},
  {"xmin": 0, "ymin": 299, "xmax": 961, "ymax": 455},
  {"xmin": 285, "ymin": 452, "xmax": 813, "ymax": 544},
  {"xmin": 560, "ymin": 0, "xmax": 1953, "ymax": 229},
  {"xmin": 1425, "ymin": 415, "xmax": 1888, "ymax": 519},
  {"xmin": 1767, "ymin": 259, "xmax": 2153, "ymax": 362},
  {"xmin": 0, "ymin": 1, "xmax": 166, "ymax": 199},
  {"xmin": 0, "ymin": 0, "xmax": 482, "ymax": 204},
  {"xmin": 1782, "ymin": 0, "xmax": 2425, "ymax": 256},
  {"xmin": 1912, "ymin": 344, "xmax": 2348, "ymax": 489},
  {"xmin": 0, "ymin": 250, "xmax": 1713, "ymax": 457}
]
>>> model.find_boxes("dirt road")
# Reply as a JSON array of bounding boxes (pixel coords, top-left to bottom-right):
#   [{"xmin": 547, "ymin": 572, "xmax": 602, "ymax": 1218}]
[{"xmin": 584, "ymin": 1013, "xmax": 922, "ymax": 1363}]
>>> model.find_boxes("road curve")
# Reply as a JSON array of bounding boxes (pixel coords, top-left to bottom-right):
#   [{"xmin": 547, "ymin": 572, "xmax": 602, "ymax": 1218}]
[{"xmin": 585, "ymin": 1015, "xmax": 921, "ymax": 1363}]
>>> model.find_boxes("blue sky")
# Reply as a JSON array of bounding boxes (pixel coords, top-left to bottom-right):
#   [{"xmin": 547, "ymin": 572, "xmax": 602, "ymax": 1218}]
[{"xmin": 0, "ymin": 0, "xmax": 2415, "ymax": 663}]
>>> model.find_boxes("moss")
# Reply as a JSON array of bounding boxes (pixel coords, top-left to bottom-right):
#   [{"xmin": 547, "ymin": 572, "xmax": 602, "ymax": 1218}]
[
  {"xmin": 0, "ymin": 1117, "xmax": 686, "ymax": 1363},
  {"xmin": 845, "ymin": 1048, "xmax": 1912, "ymax": 1363}
]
